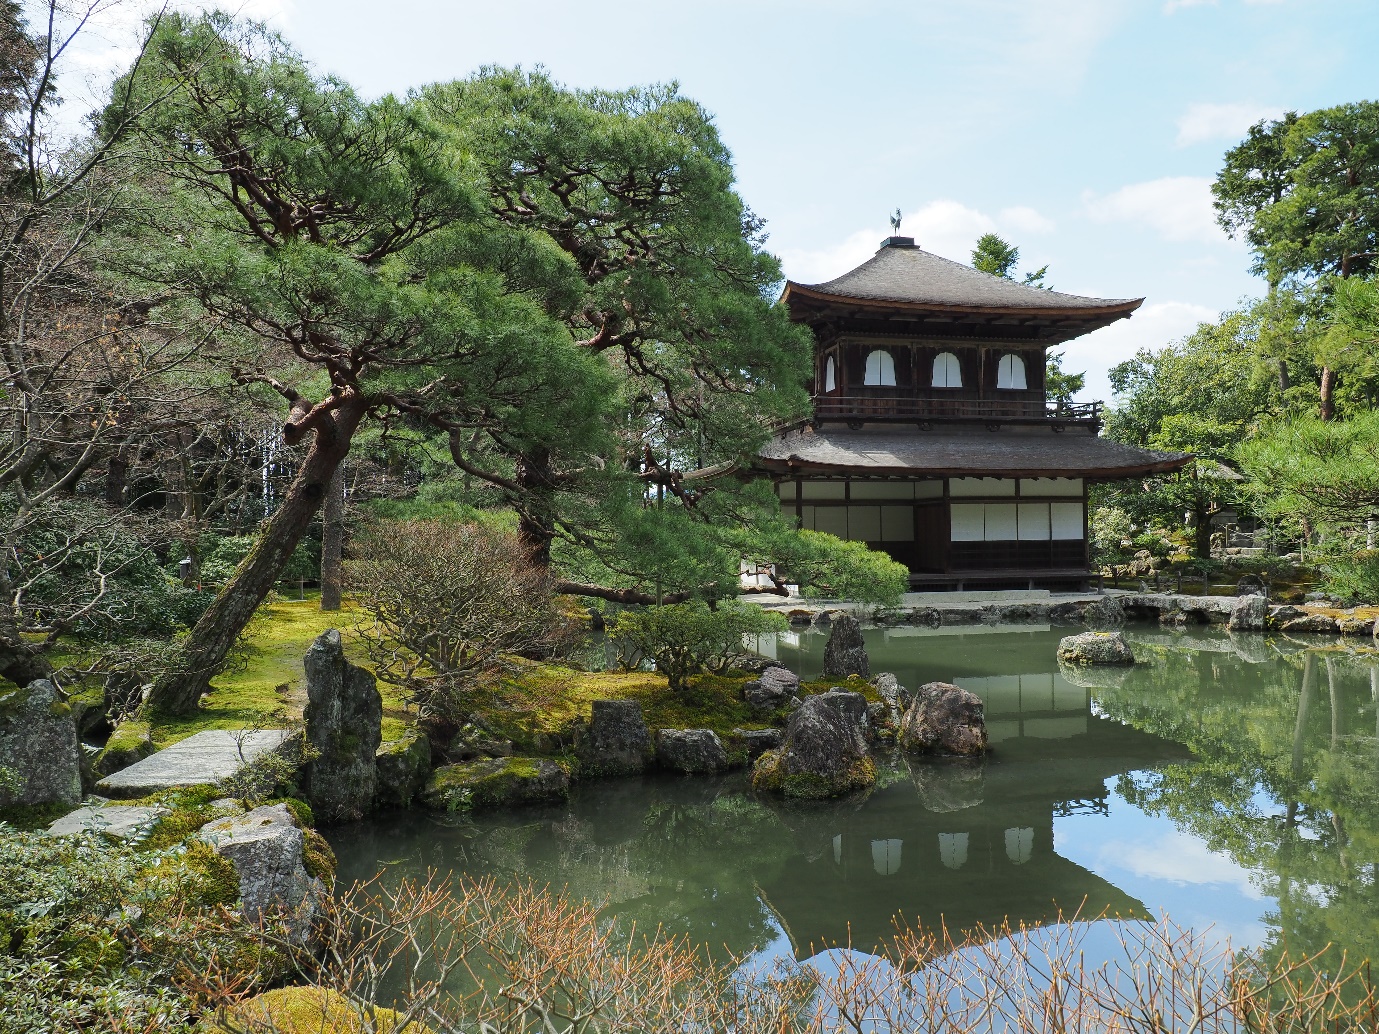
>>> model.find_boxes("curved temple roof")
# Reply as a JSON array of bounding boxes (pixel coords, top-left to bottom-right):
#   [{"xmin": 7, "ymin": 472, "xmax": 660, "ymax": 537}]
[
  {"xmin": 757, "ymin": 425, "xmax": 1190, "ymax": 479},
  {"xmin": 787, "ymin": 237, "xmax": 1142, "ymax": 314}
]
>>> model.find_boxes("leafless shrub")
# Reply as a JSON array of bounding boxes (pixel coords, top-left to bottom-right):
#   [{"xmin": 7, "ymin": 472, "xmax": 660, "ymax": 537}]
[
  {"xmin": 190, "ymin": 878, "xmax": 1379, "ymax": 1034},
  {"xmin": 347, "ymin": 520, "xmax": 578, "ymax": 726}
]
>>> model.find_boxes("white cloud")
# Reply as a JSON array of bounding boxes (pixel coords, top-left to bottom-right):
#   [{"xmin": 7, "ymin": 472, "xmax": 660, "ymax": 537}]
[
  {"xmin": 1083, "ymin": 176, "xmax": 1224, "ymax": 244},
  {"xmin": 778, "ymin": 199, "xmax": 1054, "ymax": 285},
  {"xmin": 1176, "ymin": 101, "xmax": 1284, "ymax": 146},
  {"xmin": 1061, "ymin": 300, "xmax": 1218, "ymax": 403},
  {"xmin": 1099, "ymin": 831, "xmax": 1264, "ymax": 900},
  {"xmin": 1164, "ymin": 0, "xmax": 1215, "ymax": 12},
  {"xmin": 36, "ymin": 0, "xmax": 296, "ymax": 137}
]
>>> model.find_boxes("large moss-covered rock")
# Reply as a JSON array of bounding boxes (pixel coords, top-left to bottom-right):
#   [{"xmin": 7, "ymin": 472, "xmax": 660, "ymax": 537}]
[
  {"xmin": 302, "ymin": 629, "xmax": 382, "ymax": 824},
  {"xmin": 421, "ymin": 756, "xmax": 570, "ymax": 811},
  {"xmin": 0, "ymin": 679, "xmax": 81, "ymax": 809},
  {"xmin": 374, "ymin": 727, "xmax": 432, "ymax": 808},
  {"xmin": 898, "ymin": 682, "xmax": 988, "ymax": 757},
  {"xmin": 1057, "ymin": 631, "xmax": 1136, "ymax": 666},
  {"xmin": 93, "ymin": 720, "xmax": 154, "ymax": 778},
  {"xmin": 751, "ymin": 690, "xmax": 875, "ymax": 800},
  {"xmin": 575, "ymin": 699, "xmax": 653, "ymax": 777},
  {"xmin": 198, "ymin": 803, "xmax": 325, "ymax": 945}
]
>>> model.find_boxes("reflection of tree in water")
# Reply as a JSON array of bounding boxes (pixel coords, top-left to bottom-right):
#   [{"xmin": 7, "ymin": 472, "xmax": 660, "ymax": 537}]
[
  {"xmin": 459, "ymin": 778, "xmax": 797, "ymax": 959},
  {"xmin": 1097, "ymin": 634, "xmax": 1379, "ymax": 973}
]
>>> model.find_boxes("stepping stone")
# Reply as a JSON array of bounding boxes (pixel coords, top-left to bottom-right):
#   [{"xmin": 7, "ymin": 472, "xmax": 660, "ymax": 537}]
[
  {"xmin": 96, "ymin": 729, "xmax": 291, "ymax": 798},
  {"xmin": 47, "ymin": 804, "xmax": 168, "ymax": 840}
]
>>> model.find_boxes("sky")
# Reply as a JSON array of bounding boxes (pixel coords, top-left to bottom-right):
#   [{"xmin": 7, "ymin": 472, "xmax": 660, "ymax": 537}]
[{"xmin": 46, "ymin": 0, "xmax": 1379, "ymax": 402}]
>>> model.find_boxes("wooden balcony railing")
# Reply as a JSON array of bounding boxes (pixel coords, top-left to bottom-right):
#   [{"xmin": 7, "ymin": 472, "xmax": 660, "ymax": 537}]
[{"xmin": 812, "ymin": 393, "xmax": 1101, "ymax": 425}]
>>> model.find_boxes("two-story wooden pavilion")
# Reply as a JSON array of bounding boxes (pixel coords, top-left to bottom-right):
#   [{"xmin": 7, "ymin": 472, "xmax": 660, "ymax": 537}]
[{"xmin": 756, "ymin": 236, "xmax": 1191, "ymax": 590}]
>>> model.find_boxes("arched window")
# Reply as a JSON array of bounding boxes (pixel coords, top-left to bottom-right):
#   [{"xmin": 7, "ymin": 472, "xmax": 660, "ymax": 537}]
[
  {"xmin": 997, "ymin": 353, "xmax": 1027, "ymax": 390},
  {"xmin": 932, "ymin": 351, "xmax": 962, "ymax": 388},
  {"xmin": 824, "ymin": 355, "xmax": 836, "ymax": 392},
  {"xmin": 863, "ymin": 349, "xmax": 896, "ymax": 387}
]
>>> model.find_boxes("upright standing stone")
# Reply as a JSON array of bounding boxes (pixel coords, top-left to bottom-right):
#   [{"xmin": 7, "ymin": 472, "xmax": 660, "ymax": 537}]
[
  {"xmin": 576, "ymin": 699, "xmax": 653, "ymax": 777},
  {"xmin": 302, "ymin": 630, "xmax": 382, "ymax": 824},
  {"xmin": 822, "ymin": 614, "xmax": 869, "ymax": 678},
  {"xmin": 1228, "ymin": 593, "xmax": 1267, "ymax": 632},
  {"xmin": 0, "ymin": 680, "xmax": 81, "ymax": 808}
]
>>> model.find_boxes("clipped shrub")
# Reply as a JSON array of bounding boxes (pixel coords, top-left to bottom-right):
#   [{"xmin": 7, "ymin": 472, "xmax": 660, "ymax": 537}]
[{"xmin": 609, "ymin": 602, "xmax": 787, "ymax": 693}]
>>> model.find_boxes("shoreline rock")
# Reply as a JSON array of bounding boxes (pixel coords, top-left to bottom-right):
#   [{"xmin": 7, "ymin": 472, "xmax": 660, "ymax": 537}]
[
  {"xmin": 575, "ymin": 699, "xmax": 654, "ymax": 778},
  {"xmin": 655, "ymin": 728, "xmax": 731, "ymax": 774},
  {"xmin": 751, "ymin": 689, "xmax": 875, "ymax": 800},
  {"xmin": 0, "ymin": 679, "xmax": 82, "ymax": 809},
  {"xmin": 898, "ymin": 682, "xmax": 988, "ymax": 757},
  {"xmin": 421, "ymin": 756, "xmax": 570, "ymax": 810},
  {"xmin": 302, "ymin": 629, "xmax": 383, "ymax": 825}
]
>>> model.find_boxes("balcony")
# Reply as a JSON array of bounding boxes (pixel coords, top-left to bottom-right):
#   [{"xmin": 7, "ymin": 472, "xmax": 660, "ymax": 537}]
[{"xmin": 812, "ymin": 392, "xmax": 1102, "ymax": 427}]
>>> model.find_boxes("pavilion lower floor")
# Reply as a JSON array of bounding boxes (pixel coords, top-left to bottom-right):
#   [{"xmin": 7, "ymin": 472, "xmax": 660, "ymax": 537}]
[{"xmin": 776, "ymin": 474, "xmax": 1092, "ymax": 590}]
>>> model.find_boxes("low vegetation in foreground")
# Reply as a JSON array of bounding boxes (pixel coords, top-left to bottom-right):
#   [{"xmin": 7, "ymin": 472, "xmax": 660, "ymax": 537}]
[{"xmin": 4, "ymin": 833, "xmax": 1377, "ymax": 1033}]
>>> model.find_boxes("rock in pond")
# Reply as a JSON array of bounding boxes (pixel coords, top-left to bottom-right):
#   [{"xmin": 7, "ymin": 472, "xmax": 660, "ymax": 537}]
[
  {"xmin": 1339, "ymin": 615, "xmax": 1375, "ymax": 636},
  {"xmin": 1280, "ymin": 613, "xmax": 1339, "ymax": 634},
  {"xmin": 198, "ymin": 803, "xmax": 327, "ymax": 944},
  {"xmin": 822, "ymin": 614, "xmax": 869, "ymax": 679},
  {"xmin": 731, "ymin": 727, "xmax": 782, "ymax": 761},
  {"xmin": 93, "ymin": 720, "xmax": 155, "ymax": 778},
  {"xmin": 421, "ymin": 757, "xmax": 570, "ymax": 811},
  {"xmin": 302, "ymin": 629, "xmax": 382, "ymax": 824},
  {"xmin": 1057, "ymin": 631, "xmax": 1136, "ymax": 666},
  {"xmin": 374, "ymin": 727, "xmax": 432, "ymax": 809},
  {"xmin": 751, "ymin": 690, "xmax": 875, "ymax": 800},
  {"xmin": 0, "ymin": 679, "xmax": 81, "ymax": 809},
  {"xmin": 898, "ymin": 682, "xmax": 988, "ymax": 757},
  {"xmin": 1228, "ymin": 593, "xmax": 1267, "ymax": 632},
  {"xmin": 575, "ymin": 699, "xmax": 653, "ymax": 777},
  {"xmin": 742, "ymin": 666, "xmax": 799, "ymax": 711},
  {"xmin": 655, "ymin": 728, "xmax": 731, "ymax": 774}
]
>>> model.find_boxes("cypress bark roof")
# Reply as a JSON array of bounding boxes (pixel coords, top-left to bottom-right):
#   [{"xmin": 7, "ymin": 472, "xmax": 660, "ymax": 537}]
[
  {"xmin": 756, "ymin": 425, "xmax": 1190, "ymax": 479},
  {"xmin": 788, "ymin": 238, "xmax": 1141, "ymax": 315}
]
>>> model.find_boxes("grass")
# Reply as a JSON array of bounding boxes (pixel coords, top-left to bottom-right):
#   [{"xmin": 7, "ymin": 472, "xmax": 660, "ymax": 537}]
[{"xmin": 151, "ymin": 595, "xmax": 410, "ymax": 749}]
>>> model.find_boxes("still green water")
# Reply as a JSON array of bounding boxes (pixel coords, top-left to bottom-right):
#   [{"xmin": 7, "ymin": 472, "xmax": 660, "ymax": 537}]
[{"xmin": 327, "ymin": 623, "xmax": 1379, "ymax": 971}]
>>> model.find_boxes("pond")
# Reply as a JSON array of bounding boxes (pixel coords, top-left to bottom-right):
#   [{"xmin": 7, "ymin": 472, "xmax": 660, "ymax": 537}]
[{"xmin": 326, "ymin": 623, "xmax": 1379, "ymax": 978}]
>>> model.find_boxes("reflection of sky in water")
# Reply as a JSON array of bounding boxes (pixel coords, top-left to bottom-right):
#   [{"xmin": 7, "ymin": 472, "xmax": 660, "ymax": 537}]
[{"xmin": 1055, "ymin": 782, "xmax": 1270, "ymax": 951}]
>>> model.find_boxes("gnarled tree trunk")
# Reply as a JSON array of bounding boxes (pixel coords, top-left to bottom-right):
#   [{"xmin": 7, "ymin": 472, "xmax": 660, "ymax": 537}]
[
  {"xmin": 319, "ymin": 466, "xmax": 345, "ymax": 611},
  {"xmin": 146, "ymin": 394, "xmax": 368, "ymax": 714}
]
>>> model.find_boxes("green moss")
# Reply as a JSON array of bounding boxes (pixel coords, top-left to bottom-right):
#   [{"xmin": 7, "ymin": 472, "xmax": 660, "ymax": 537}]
[
  {"xmin": 179, "ymin": 841, "xmax": 241, "ymax": 907},
  {"xmin": 750, "ymin": 749, "xmax": 876, "ymax": 801},
  {"xmin": 301, "ymin": 828, "xmax": 337, "ymax": 888},
  {"xmin": 149, "ymin": 599, "xmax": 369, "ymax": 749},
  {"xmin": 270, "ymin": 796, "xmax": 315, "ymax": 829},
  {"xmin": 143, "ymin": 805, "xmax": 218, "ymax": 850},
  {"xmin": 486, "ymin": 665, "xmax": 780, "ymax": 749},
  {"xmin": 424, "ymin": 756, "xmax": 563, "ymax": 810},
  {"xmin": 0, "ymin": 801, "xmax": 77, "ymax": 830},
  {"xmin": 219, "ymin": 986, "xmax": 431, "ymax": 1034},
  {"xmin": 95, "ymin": 720, "xmax": 154, "ymax": 776}
]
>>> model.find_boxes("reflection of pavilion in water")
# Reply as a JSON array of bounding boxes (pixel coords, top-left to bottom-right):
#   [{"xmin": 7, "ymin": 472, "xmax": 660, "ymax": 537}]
[{"xmin": 757, "ymin": 630, "xmax": 1192, "ymax": 959}]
